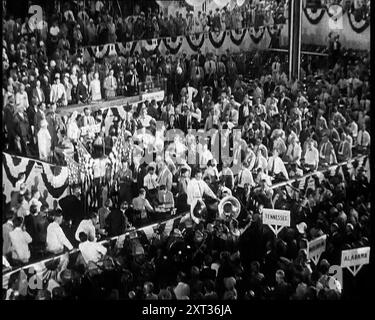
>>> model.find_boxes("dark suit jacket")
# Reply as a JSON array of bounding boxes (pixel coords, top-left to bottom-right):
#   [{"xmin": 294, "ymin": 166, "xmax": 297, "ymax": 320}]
[
  {"xmin": 4, "ymin": 106, "xmax": 17, "ymax": 138},
  {"xmin": 32, "ymin": 87, "xmax": 45, "ymax": 105},
  {"xmin": 26, "ymin": 106, "xmax": 38, "ymax": 128},
  {"xmin": 76, "ymin": 82, "xmax": 88, "ymax": 103},
  {"xmin": 278, "ymin": 96, "xmax": 291, "ymax": 113},
  {"xmin": 106, "ymin": 209, "xmax": 127, "ymax": 237},
  {"xmin": 200, "ymin": 267, "xmax": 216, "ymax": 282},
  {"xmin": 59, "ymin": 195, "xmax": 84, "ymax": 224},
  {"xmin": 14, "ymin": 112, "xmax": 31, "ymax": 140},
  {"xmin": 136, "ymin": 62, "xmax": 148, "ymax": 83},
  {"xmin": 46, "ymin": 111, "xmax": 64, "ymax": 148}
]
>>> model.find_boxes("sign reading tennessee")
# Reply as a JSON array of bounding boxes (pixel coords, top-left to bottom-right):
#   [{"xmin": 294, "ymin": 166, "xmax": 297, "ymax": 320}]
[{"xmin": 262, "ymin": 209, "xmax": 290, "ymax": 236}]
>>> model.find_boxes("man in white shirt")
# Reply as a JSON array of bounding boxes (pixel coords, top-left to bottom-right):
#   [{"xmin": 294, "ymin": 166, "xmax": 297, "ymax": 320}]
[
  {"xmin": 46, "ymin": 212, "xmax": 73, "ymax": 254},
  {"xmin": 9, "ymin": 217, "xmax": 32, "ymax": 264},
  {"xmin": 103, "ymin": 69, "xmax": 117, "ymax": 99},
  {"xmin": 144, "ymin": 165, "xmax": 159, "ymax": 192},
  {"xmin": 235, "ymin": 162, "xmax": 255, "ymax": 199},
  {"xmin": 50, "ymin": 73, "xmax": 67, "ymax": 106},
  {"xmin": 186, "ymin": 169, "xmax": 218, "ymax": 224},
  {"xmin": 75, "ymin": 212, "xmax": 99, "ymax": 242},
  {"xmin": 78, "ymin": 232, "xmax": 107, "ymax": 265},
  {"xmin": 265, "ymin": 92, "xmax": 279, "ymax": 118},
  {"xmin": 181, "ymin": 82, "xmax": 198, "ymax": 105},
  {"xmin": 268, "ymin": 148, "xmax": 289, "ymax": 181},
  {"xmin": 303, "ymin": 140, "xmax": 319, "ymax": 171},
  {"xmin": 253, "ymin": 147, "xmax": 268, "ymax": 174},
  {"xmin": 219, "ymin": 161, "xmax": 234, "ymax": 190},
  {"xmin": 356, "ymin": 124, "xmax": 370, "ymax": 153},
  {"xmin": 284, "ymin": 135, "xmax": 302, "ymax": 166},
  {"xmin": 15, "ymin": 84, "xmax": 29, "ymax": 112},
  {"xmin": 139, "ymin": 104, "xmax": 154, "ymax": 128}
]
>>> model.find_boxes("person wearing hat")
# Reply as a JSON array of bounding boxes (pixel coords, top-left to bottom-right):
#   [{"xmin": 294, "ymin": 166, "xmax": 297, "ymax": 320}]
[{"xmin": 46, "ymin": 211, "xmax": 73, "ymax": 254}]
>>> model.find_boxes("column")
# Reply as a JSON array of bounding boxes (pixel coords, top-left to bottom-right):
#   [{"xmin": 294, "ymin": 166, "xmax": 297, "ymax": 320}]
[{"xmin": 288, "ymin": 0, "xmax": 303, "ymax": 81}]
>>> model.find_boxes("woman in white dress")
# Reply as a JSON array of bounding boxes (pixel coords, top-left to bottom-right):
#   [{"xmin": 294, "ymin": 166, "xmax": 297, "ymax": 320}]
[
  {"xmin": 66, "ymin": 111, "xmax": 81, "ymax": 142},
  {"xmin": 89, "ymin": 72, "xmax": 102, "ymax": 101},
  {"xmin": 37, "ymin": 119, "xmax": 52, "ymax": 161}
]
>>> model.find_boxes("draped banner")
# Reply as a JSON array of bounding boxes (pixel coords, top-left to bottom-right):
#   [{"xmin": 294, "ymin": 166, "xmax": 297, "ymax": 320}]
[
  {"xmin": 301, "ymin": 4, "xmax": 369, "ymax": 50},
  {"xmin": 2, "ymin": 153, "xmax": 70, "ymax": 209},
  {"xmin": 83, "ymin": 28, "xmax": 273, "ymax": 63},
  {"xmin": 3, "ymin": 155, "xmax": 369, "ymax": 290},
  {"xmin": 83, "ymin": 5, "xmax": 369, "ymax": 63}
]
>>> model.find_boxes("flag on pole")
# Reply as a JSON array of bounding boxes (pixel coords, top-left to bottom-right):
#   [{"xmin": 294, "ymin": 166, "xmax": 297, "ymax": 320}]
[{"xmin": 65, "ymin": 155, "xmax": 81, "ymax": 185}]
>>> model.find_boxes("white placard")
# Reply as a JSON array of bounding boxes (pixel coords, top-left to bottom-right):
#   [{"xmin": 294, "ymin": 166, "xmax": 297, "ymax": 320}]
[
  {"xmin": 142, "ymin": 90, "xmax": 165, "ymax": 102},
  {"xmin": 308, "ymin": 235, "xmax": 327, "ymax": 265},
  {"xmin": 262, "ymin": 209, "xmax": 290, "ymax": 236},
  {"xmin": 80, "ymin": 123, "xmax": 101, "ymax": 136},
  {"xmin": 341, "ymin": 246, "xmax": 370, "ymax": 277}
]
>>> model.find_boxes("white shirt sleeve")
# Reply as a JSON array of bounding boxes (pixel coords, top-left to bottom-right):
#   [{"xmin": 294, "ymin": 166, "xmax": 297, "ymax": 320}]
[{"xmin": 59, "ymin": 226, "xmax": 73, "ymax": 250}]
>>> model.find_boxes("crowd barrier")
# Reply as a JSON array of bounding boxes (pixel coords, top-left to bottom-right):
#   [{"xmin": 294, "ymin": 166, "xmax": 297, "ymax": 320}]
[{"xmin": 2, "ymin": 155, "xmax": 369, "ymax": 289}]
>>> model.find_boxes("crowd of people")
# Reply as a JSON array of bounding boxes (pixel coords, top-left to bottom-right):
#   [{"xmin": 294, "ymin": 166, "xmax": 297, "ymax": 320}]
[
  {"xmin": 2, "ymin": 1, "xmax": 371, "ymax": 301},
  {"xmin": 3, "ymin": 0, "xmax": 288, "ymax": 50}
]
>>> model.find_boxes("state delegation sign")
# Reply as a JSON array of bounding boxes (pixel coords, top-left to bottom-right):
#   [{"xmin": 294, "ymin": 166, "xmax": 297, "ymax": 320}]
[
  {"xmin": 262, "ymin": 209, "xmax": 290, "ymax": 236},
  {"xmin": 341, "ymin": 246, "xmax": 370, "ymax": 276},
  {"xmin": 307, "ymin": 234, "xmax": 327, "ymax": 265}
]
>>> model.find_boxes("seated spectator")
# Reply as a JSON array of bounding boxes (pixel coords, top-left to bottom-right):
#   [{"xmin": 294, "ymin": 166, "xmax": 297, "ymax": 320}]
[{"xmin": 78, "ymin": 232, "xmax": 107, "ymax": 265}]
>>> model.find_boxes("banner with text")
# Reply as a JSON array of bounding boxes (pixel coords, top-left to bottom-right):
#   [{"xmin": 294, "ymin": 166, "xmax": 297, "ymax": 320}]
[
  {"xmin": 262, "ymin": 208, "xmax": 290, "ymax": 236},
  {"xmin": 341, "ymin": 246, "xmax": 370, "ymax": 277}
]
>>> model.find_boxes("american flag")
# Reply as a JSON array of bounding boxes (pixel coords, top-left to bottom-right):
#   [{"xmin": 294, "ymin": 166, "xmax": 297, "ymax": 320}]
[
  {"xmin": 76, "ymin": 140, "xmax": 94, "ymax": 183},
  {"xmin": 65, "ymin": 155, "xmax": 81, "ymax": 185},
  {"xmin": 108, "ymin": 121, "xmax": 129, "ymax": 185}
]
